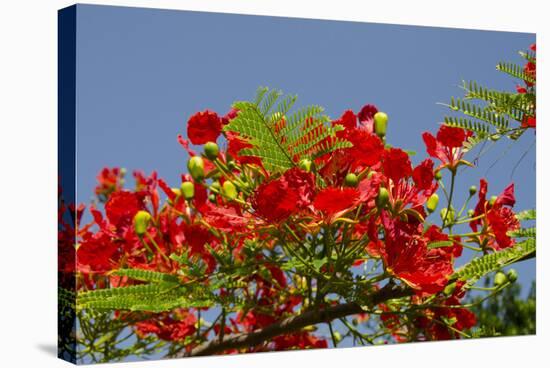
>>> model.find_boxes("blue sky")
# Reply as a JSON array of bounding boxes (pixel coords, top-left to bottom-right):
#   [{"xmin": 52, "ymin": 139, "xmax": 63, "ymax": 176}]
[{"xmin": 74, "ymin": 2, "xmax": 535, "ymax": 337}]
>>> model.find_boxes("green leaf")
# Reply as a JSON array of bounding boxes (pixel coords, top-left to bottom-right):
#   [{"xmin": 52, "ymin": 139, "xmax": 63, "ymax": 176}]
[
  {"xmin": 112, "ymin": 268, "xmax": 180, "ymax": 284},
  {"xmin": 224, "ymin": 87, "xmax": 352, "ymax": 173},
  {"xmin": 516, "ymin": 209, "xmax": 536, "ymax": 221},
  {"xmin": 453, "ymin": 238, "xmax": 535, "ymax": 286}
]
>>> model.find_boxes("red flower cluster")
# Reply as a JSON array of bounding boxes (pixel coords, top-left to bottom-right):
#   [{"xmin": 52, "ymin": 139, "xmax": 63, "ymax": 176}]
[
  {"xmin": 423, "ymin": 125, "xmax": 472, "ymax": 172},
  {"xmin": 66, "ymin": 84, "xmax": 531, "ymax": 356},
  {"xmin": 470, "ymin": 179, "xmax": 519, "ymax": 250}
]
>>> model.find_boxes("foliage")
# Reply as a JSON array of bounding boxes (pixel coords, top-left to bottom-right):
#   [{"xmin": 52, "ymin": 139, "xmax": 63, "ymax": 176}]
[
  {"xmin": 442, "ymin": 44, "xmax": 536, "ymax": 151},
  {"xmin": 470, "ymin": 279, "xmax": 536, "ymax": 337}
]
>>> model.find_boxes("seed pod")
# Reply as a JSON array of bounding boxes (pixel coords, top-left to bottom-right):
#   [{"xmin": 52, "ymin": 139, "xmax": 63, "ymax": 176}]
[
  {"xmin": 134, "ymin": 210, "xmax": 152, "ymax": 236},
  {"xmin": 494, "ymin": 271, "xmax": 507, "ymax": 286},
  {"xmin": 426, "ymin": 193, "xmax": 439, "ymax": 213},
  {"xmin": 344, "ymin": 173, "xmax": 359, "ymax": 187},
  {"xmin": 489, "ymin": 195, "xmax": 498, "ymax": 207},
  {"xmin": 180, "ymin": 181, "xmax": 195, "ymax": 200},
  {"xmin": 469, "ymin": 185, "xmax": 477, "ymax": 196},
  {"xmin": 299, "ymin": 158, "xmax": 312, "ymax": 172},
  {"xmin": 507, "ymin": 269, "xmax": 518, "ymax": 283},
  {"xmin": 204, "ymin": 141, "xmax": 219, "ymax": 160},
  {"xmin": 434, "ymin": 171, "xmax": 442, "ymax": 181},
  {"xmin": 373, "ymin": 112, "xmax": 388, "ymax": 138},
  {"xmin": 467, "ymin": 209, "xmax": 475, "ymax": 217},
  {"xmin": 188, "ymin": 156, "xmax": 205, "ymax": 181},
  {"xmin": 376, "ymin": 187, "xmax": 390, "ymax": 209},
  {"xmin": 208, "ymin": 194, "xmax": 217, "ymax": 203},
  {"xmin": 222, "ymin": 181, "xmax": 238, "ymax": 200}
]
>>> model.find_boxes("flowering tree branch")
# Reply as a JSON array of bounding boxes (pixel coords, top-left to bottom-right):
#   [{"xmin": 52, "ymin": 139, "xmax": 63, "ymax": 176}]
[{"xmin": 180, "ymin": 283, "xmax": 413, "ymax": 357}]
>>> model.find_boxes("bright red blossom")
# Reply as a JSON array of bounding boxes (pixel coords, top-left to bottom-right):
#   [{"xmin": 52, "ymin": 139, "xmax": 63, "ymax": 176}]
[
  {"xmin": 253, "ymin": 168, "xmax": 315, "ymax": 222},
  {"xmin": 313, "ymin": 187, "xmax": 360, "ymax": 217},
  {"xmin": 187, "ymin": 110, "xmax": 223, "ymax": 145},
  {"xmin": 382, "ymin": 148, "xmax": 412, "ymax": 182}
]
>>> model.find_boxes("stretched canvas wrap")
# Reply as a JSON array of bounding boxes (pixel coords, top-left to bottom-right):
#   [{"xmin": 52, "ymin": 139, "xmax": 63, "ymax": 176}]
[{"xmin": 58, "ymin": 4, "xmax": 537, "ymax": 364}]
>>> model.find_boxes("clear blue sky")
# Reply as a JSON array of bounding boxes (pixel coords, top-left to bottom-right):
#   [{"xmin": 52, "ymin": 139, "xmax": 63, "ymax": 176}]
[{"xmin": 74, "ymin": 4, "xmax": 535, "ymax": 308}]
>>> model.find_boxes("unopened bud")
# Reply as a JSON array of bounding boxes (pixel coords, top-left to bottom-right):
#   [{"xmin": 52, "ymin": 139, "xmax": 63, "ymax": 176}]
[
  {"xmin": 222, "ymin": 181, "xmax": 238, "ymax": 200},
  {"xmin": 134, "ymin": 210, "xmax": 152, "ymax": 236},
  {"xmin": 376, "ymin": 187, "xmax": 390, "ymax": 209},
  {"xmin": 344, "ymin": 173, "xmax": 359, "ymax": 187},
  {"xmin": 204, "ymin": 141, "xmax": 219, "ymax": 160},
  {"xmin": 373, "ymin": 112, "xmax": 388, "ymax": 138},
  {"xmin": 180, "ymin": 181, "xmax": 195, "ymax": 200},
  {"xmin": 426, "ymin": 193, "xmax": 439, "ymax": 213},
  {"xmin": 188, "ymin": 156, "xmax": 205, "ymax": 181}
]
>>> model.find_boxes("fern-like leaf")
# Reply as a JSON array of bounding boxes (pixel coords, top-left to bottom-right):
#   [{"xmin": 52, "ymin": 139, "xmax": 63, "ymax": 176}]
[
  {"xmin": 453, "ymin": 238, "xmax": 535, "ymax": 286},
  {"xmin": 224, "ymin": 87, "xmax": 352, "ymax": 173},
  {"xmin": 112, "ymin": 268, "xmax": 180, "ymax": 284},
  {"xmin": 496, "ymin": 62, "xmax": 535, "ymax": 84}
]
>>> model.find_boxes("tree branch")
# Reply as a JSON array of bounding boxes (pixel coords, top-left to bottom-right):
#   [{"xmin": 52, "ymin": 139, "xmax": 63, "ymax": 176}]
[{"xmin": 179, "ymin": 283, "xmax": 412, "ymax": 357}]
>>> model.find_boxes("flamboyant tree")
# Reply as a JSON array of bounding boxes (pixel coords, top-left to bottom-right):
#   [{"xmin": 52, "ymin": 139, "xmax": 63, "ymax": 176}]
[{"xmin": 58, "ymin": 45, "xmax": 536, "ymax": 363}]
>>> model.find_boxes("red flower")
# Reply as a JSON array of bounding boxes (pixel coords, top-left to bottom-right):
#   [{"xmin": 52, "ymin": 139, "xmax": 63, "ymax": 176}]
[
  {"xmin": 226, "ymin": 131, "xmax": 264, "ymax": 167},
  {"xmin": 376, "ymin": 213, "xmax": 453, "ymax": 295},
  {"xmin": 516, "ymin": 85, "xmax": 527, "ymax": 94},
  {"xmin": 412, "ymin": 159, "xmax": 435, "ymax": 190},
  {"xmin": 105, "ymin": 191, "xmax": 144, "ymax": 229},
  {"xmin": 522, "ymin": 115, "xmax": 536, "ymax": 128},
  {"xmin": 422, "ymin": 125, "xmax": 472, "ymax": 171},
  {"xmin": 77, "ymin": 232, "xmax": 120, "ymax": 273},
  {"xmin": 313, "ymin": 187, "xmax": 360, "ymax": 217},
  {"xmin": 348, "ymin": 130, "xmax": 385, "ymax": 170},
  {"xmin": 252, "ymin": 168, "xmax": 314, "ymax": 222},
  {"xmin": 183, "ymin": 223, "xmax": 217, "ymax": 272},
  {"xmin": 382, "ymin": 148, "xmax": 412, "ymax": 182},
  {"xmin": 187, "ymin": 110, "xmax": 222, "ymax": 145},
  {"xmin": 436, "ymin": 125, "xmax": 467, "ymax": 148},
  {"xmin": 470, "ymin": 179, "xmax": 519, "ymax": 250},
  {"xmin": 357, "ymin": 104, "xmax": 378, "ymax": 131},
  {"xmin": 415, "ymin": 282, "xmax": 476, "ymax": 340},
  {"xmin": 94, "ymin": 167, "xmax": 125, "ymax": 201},
  {"xmin": 524, "ymin": 61, "xmax": 536, "ymax": 87},
  {"xmin": 332, "ymin": 109, "xmax": 357, "ymax": 130}
]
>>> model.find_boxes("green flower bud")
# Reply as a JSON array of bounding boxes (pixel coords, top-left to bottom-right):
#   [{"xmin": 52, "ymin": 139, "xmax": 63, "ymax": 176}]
[
  {"xmin": 494, "ymin": 271, "xmax": 507, "ymax": 286},
  {"xmin": 467, "ymin": 209, "xmax": 475, "ymax": 217},
  {"xmin": 373, "ymin": 112, "xmax": 388, "ymax": 138},
  {"xmin": 180, "ymin": 181, "xmax": 195, "ymax": 200},
  {"xmin": 222, "ymin": 181, "xmax": 238, "ymax": 200},
  {"xmin": 134, "ymin": 210, "xmax": 152, "ymax": 236},
  {"xmin": 426, "ymin": 193, "xmax": 439, "ymax": 213},
  {"xmin": 507, "ymin": 269, "xmax": 518, "ymax": 283},
  {"xmin": 489, "ymin": 195, "xmax": 498, "ymax": 207},
  {"xmin": 208, "ymin": 194, "xmax": 217, "ymax": 203},
  {"xmin": 333, "ymin": 331, "xmax": 342, "ymax": 343},
  {"xmin": 204, "ymin": 141, "xmax": 219, "ymax": 160},
  {"xmin": 188, "ymin": 156, "xmax": 205, "ymax": 182},
  {"xmin": 376, "ymin": 187, "xmax": 390, "ymax": 209},
  {"xmin": 367, "ymin": 171, "xmax": 376, "ymax": 179},
  {"xmin": 299, "ymin": 158, "xmax": 312, "ymax": 172},
  {"xmin": 469, "ymin": 185, "xmax": 477, "ymax": 196},
  {"xmin": 344, "ymin": 173, "xmax": 359, "ymax": 187},
  {"xmin": 434, "ymin": 171, "xmax": 442, "ymax": 181}
]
